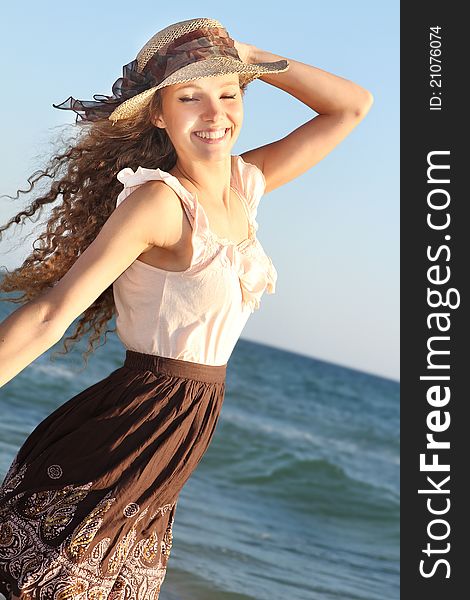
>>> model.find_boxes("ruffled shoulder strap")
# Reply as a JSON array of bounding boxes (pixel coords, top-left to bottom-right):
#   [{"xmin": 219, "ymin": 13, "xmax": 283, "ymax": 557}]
[
  {"xmin": 230, "ymin": 155, "xmax": 267, "ymax": 220},
  {"xmin": 116, "ymin": 166, "xmax": 197, "ymax": 222},
  {"xmin": 115, "ymin": 166, "xmax": 207, "ymax": 270}
]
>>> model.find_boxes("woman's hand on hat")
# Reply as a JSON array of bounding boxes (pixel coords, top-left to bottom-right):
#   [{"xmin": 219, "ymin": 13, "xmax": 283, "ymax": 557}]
[{"xmin": 233, "ymin": 39, "xmax": 254, "ymax": 64}]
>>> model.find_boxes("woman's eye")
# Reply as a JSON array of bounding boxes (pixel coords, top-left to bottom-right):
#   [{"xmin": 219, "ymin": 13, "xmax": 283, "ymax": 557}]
[{"xmin": 179, "ymin": 95, "xmax": 237, "ymax": 102}]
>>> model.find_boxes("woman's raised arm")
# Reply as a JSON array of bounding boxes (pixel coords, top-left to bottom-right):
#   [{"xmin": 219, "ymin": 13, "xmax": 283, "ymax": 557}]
[{"xmin": 234, "ymin": 41, "xmax": 374, "ymax": 194}]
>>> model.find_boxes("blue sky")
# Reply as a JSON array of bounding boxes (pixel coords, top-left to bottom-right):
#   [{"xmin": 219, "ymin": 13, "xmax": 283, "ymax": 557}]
[{"xmin": 0, "ymin": 1, "xmax": 399, "ymax": 380}]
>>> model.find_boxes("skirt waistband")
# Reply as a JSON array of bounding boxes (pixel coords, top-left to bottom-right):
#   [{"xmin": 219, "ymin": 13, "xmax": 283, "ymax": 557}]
[{"xmin": 124, "ymin": 350, "xmax": 227, "ymax": 383}]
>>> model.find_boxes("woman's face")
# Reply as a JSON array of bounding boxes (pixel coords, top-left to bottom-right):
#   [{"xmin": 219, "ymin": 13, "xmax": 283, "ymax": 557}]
[{"xmin": 153, "ymin": 73, "xmax": 244, "ymax": 161}]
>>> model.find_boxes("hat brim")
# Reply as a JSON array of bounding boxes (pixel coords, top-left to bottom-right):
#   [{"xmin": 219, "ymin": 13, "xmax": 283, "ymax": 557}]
[{"xmin": 108, "ymin": 56, "xmax": 289, "ymax": 122}]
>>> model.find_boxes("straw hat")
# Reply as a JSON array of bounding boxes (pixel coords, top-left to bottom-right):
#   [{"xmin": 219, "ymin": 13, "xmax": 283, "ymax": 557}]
[{"xmin": 53, "ymin": 17, "xmax": 290, "ymax": 124}]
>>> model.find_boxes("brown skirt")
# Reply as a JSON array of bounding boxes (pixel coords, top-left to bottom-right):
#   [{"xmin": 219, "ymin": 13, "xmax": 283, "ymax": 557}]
[{"xmin": 0, "ymin": 350, "xmax": 227, "ymax": 599}]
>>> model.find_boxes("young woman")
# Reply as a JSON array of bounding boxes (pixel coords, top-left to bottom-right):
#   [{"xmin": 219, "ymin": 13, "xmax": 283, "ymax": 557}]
[{"xmin": 0, "ymin": 17, "xmax": 373, "ymax": 600}]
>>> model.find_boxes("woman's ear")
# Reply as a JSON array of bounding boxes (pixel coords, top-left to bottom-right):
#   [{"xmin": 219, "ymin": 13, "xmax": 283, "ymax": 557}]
[
  {"xmin": 152, "ymin": 115, "xmax": 166, "ymax": 129},
  {"xmin": 150, "ymin": 89, "xmax": 167, "ymax": 129},
  {"xmin": 150, "ymin": 105, "xmax": 165, "ymax": 129}
]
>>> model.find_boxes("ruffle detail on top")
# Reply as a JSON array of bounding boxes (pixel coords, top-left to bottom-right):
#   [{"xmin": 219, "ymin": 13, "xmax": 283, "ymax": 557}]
[
  {"xmin": 230, "ymin": 155, "xmax": 267, "ymax": 219},
  {"xmin": 115, "ymin": 156, "xmax": 277, "ymax": 311},
  {"xmin": 219, "ymin": 156, "xmax": 275, "ymax": 312},
  {"xmin": 115, "ymin": 166, "xmax": 208, "ymax": 271},
  {"xmin": 220, "ymin": 243, "xmax": 277, "ymax": 313}
]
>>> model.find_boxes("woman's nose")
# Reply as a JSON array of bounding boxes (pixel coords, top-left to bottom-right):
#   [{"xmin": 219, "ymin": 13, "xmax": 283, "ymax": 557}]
[{"xmin": 201, "ymin": 99, "xmax": 225, "ymax": 120}]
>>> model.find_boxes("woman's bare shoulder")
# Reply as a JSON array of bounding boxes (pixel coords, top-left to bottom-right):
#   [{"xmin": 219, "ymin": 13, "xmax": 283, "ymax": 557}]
[{"xmin": 116, "ymin": 178, "xmax": 188, "ymax": 249}]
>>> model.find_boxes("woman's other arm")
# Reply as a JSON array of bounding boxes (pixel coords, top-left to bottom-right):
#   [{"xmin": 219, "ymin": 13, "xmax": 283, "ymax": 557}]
[
  {"xmin": 0, "ymin": 296, "xmax": 65, "ymax": 388},
  {"xmin": 0, "ymin": 181, "xmax": 182, "ymax": 388}
]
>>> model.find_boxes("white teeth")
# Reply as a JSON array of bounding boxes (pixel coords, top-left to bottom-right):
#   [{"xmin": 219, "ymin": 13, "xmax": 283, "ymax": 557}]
[{"xmin": 194, "ymin": 129, "xmax": 227, "ymax": 139}]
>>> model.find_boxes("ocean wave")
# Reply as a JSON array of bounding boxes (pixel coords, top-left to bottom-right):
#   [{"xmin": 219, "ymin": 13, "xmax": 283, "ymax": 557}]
[{"xmin": 229, "ymin": 456, "xmax": 399, "ymax": 519}]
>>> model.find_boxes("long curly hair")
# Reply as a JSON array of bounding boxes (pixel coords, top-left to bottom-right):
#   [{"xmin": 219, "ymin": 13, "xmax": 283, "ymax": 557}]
[{"xmin": 0, "ymin": 80, "xmax": 248, "ymax": 367}]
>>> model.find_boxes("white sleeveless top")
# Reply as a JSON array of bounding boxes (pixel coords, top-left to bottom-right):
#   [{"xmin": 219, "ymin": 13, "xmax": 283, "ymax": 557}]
[{"xmin": 112, "ymin": 155, "xmax": 277, "ymax": 366}]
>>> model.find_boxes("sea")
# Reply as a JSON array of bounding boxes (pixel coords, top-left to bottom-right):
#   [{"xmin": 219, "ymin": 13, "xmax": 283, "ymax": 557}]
[{"xmin": 0, "ymin": 294, "xmax": 399, "ymax": 600}]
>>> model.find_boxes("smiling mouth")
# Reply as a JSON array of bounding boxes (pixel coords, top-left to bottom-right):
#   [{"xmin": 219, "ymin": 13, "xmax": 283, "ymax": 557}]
[{"xmin": 193, "ymin": 128, "xmax": 230, "ymax": 143}]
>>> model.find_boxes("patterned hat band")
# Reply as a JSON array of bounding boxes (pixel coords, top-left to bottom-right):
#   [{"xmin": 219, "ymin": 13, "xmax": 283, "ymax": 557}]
[
  {"xmin": 145, "ymin": 27, "xmax": 240, "ymax": 82},
  {"xmin": 52, "ymin": 18, "xmax": 290, "ymax": 124}
]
